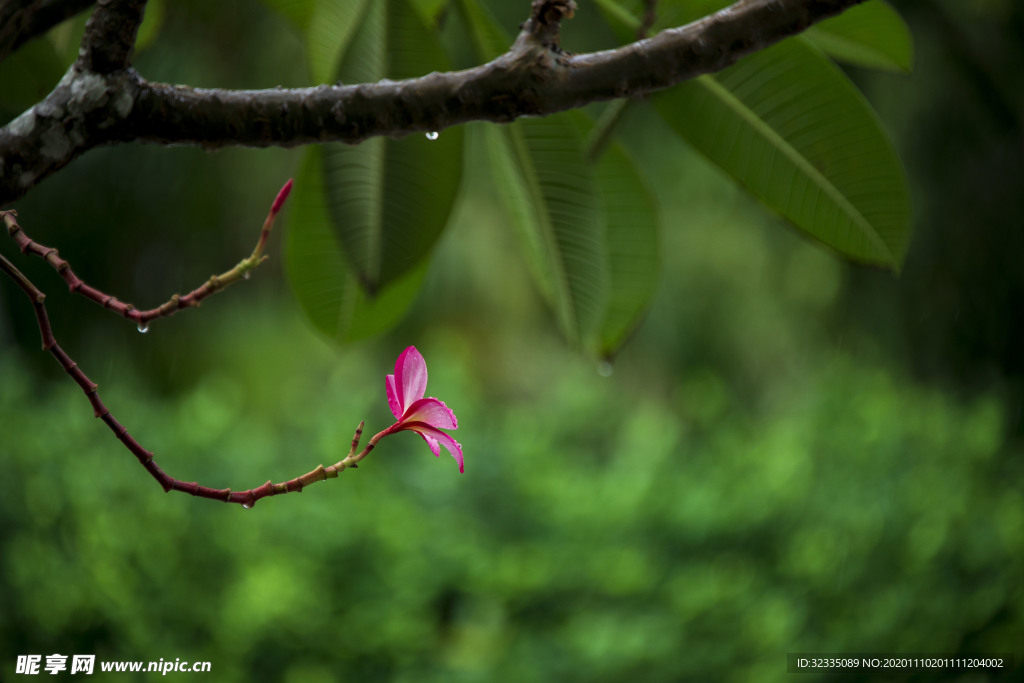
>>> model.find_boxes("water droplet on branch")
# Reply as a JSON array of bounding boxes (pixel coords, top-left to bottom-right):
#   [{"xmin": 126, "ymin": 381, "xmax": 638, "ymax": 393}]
[
  {"xmin": 425, "ymin": 131, "xmax": 439, "ymax": 140},
  {"xmin": 242, "ymin": 502, "xmax": 254, "ymax": 509},
  {"xmin": 243, "ymin": 271, "xmax": 251, "ymax": 280},
  {"xmin": 597, "ymin": 361, "xmax": 614, "ymax": 377},
  {"xmin": 137, "ymin": 321, "xmax": 149, "ymax": 334}
]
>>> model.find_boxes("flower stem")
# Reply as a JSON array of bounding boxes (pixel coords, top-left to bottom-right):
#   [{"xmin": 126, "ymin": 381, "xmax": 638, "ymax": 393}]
[{"xmin": 0, "ymin": 178, "xmax": 293, "ymax": 330}]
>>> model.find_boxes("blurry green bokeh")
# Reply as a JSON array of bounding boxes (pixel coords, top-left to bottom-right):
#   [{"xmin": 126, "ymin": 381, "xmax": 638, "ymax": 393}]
[{"xmin": 1, "ymin": 294, "xmax": 1021, "ymax": 681}]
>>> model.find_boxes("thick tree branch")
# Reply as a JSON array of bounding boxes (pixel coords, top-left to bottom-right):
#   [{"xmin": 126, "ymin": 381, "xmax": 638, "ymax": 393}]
[
  {"xmin": 0, "ymin": 0, "xmax": 865, "ymax": 208},
  {"xmin": 77, "ymin": 0, "xmax": 146, "ymax": 73}
]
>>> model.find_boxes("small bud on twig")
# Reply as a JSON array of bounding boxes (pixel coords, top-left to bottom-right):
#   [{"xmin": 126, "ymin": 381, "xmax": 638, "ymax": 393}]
[{"xmin": 270, "ymin": 178, "xmax": 294, "ymax": 217}]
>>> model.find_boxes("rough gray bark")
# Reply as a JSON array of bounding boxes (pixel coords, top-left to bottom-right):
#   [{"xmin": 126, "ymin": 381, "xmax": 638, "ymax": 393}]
[{"xmin": 0, "ymin": 0, "xmax": 866, "ymax": 208}]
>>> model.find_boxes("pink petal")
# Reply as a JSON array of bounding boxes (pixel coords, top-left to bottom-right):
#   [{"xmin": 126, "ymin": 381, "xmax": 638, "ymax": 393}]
[
  {"xmin": 385, "ymin": 374, "xmax": 403, "ymax": 421},
  {"xmin": 394, "ymin": 346, "xmax": 429, "ymax": 412},
  {"xmin": 404, "ymin": 423, "xmax": 464, "ymax": 473},
  {"xmin": 419, "ymin": 430, "xmax": 441, "ymax": 458},
  {"xmin": 402, "ymin": 397, "xmax": 457, "ymax": 430}
]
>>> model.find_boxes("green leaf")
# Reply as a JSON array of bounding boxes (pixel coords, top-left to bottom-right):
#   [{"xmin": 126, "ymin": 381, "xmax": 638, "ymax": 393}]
[
  {"xmin": 591, "ymin": 0, "xmax": 642, "ymax": 38},
  {"xmin": 259, "ymin": 0, "xmax": 315, "ymax": 33},
  {"xmin": 321, "ymin": 0, "xmax": 463, "ymax": 292},
  {"xmin": 484, "ymin": 115, "xmax": 608, "ymax": 347},
  {"xmin": 0, "ymin": 37, "xmax": 64, "ymax": 123},
  {"xmin": 407, "ymin": 0, "xmax": 449, "ymax": 27},
  {"xmin": 454, "ymin": 0, "xmax": 511, "ymax": 61},
  {"xmin": 285, "ymin": 146, "xmax": 429, "ymax": 344},
  {"xmin": 457, "ymin": 0, "xmax": 658, "ymax": 354},
  {"xmin": 592, "ymin": 141, "xmax": 660, "ymax": 359},
  {"xmin": 307, "ymin": 0, "xmax": 368, "ymax": 84},
  {"xmin": 804, "ymin": 1, "xmax": 913, "ymax": 73},
  {"xmin": 653, "ymin": 37, "xmax": 911, "ymax": 269},
  {"xmin": 649, "ymin": 0, "xmax": 727, "ymax": 32},
  {"xmin": 134, "ymin": 0, "xmax": 166, "ymax": 53},
  {"xmin": 258, "ymin": 0, "xmax": 313, "ymax": 31}
]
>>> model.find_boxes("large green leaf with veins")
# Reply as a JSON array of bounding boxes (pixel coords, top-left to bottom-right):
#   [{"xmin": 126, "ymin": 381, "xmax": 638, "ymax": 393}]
[
  {"xmin": 484, "ymin": 115, "xmax": 608, "ymax": 347},
  {"xmin": 804, "ymin": 1, "xmax": 913, "ymax": 73},
  {"xmin": 286, "ymin": 146, "xmax": 428, "ymax": 343},
  {"xmin": 285, "ymin": 0, "xmax": 458, "ymax": 343},
  {"xmin": 319, "ymin": 0, "xmax": 463, "ymax": 294},
  {"xmin": 461, "ymin": 6, "xmax": 657, "ymax": 355},
  {"xmin": 306, "ymin": 0, "xmax": 368, "ymax": 83},
  {"xmin": 592, "ymin": 0, "xmax": 913, "ymax": 268},
  {"xmin": 461, "ymin": 6, "xmax": 611, "ymax": 349},
  {"xmin": 592, "ymin": 140, "xmax": 660, "ymax": 359},
  {"xmin": 654, "ymin": 37, "xmax": 911, "ymax": 269}
]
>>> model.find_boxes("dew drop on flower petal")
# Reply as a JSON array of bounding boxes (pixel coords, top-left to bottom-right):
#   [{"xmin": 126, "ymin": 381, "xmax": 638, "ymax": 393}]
[
  {"xmin": 597, "ymin": 361, "xmax": 614, "ymax": 377},
  {"xmin": 425, "ymin": 131, "xmax": 439, "ymax": 140},
  {"xmin": 137, "ymin": 321, "xmax": 149, "ymax": 334}
]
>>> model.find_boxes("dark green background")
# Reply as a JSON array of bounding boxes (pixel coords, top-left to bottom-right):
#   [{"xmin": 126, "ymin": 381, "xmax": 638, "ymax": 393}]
[{"xmin": 1, "ymin": 1, "xmax": 1022, "ymax": 680}]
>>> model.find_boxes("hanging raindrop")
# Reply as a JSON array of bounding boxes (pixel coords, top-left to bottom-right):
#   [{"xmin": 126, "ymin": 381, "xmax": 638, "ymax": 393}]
[
  {"xmin": 597, "ymin": 361, "xmax": 614, "ymax": 377},
  {"xmin": 242, "ymin": 502, "xmax": 254, "ymax": 509},
  {"xmin": 425, "ymin": 131, "xmax": 439, "ymax": 140},
  {"xmin": 243, "ymin": 271, "xmax": 251, "ymax": 280},
  {"xmin": 137, "ymin": 321, "xmax": 149, "ymax": 334}
]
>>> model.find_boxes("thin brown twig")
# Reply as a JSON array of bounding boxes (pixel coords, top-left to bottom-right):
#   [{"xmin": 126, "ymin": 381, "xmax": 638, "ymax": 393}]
[
  {"xmin": 2, "ymin": 178, "xmax": 293, "ymax": 331},
  {"xmin": 637, "ymin": 0, "xmax": 657, "ymax": 40},
  {"xmin": 0, "ymin": 249, "xmax": 384, "ymax": 508},
  {"xmin": 0, "ymin": 182, "xmax": 394, "ymax": 509}
]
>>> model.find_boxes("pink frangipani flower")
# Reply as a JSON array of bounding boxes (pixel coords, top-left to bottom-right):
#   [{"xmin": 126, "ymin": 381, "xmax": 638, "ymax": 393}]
[{"xmin": 381, "ymin": 346, "xmax": 463, "ymax": 473}]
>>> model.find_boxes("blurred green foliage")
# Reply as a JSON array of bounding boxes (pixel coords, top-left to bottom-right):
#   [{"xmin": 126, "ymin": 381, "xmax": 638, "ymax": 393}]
[
  {"xmin": 2, "ymin": 0, "xmax": 1024, "ymax": 681},
  {"xmin": 1, "ymin": 296, "xmax": 1020, "ymax": 681}
]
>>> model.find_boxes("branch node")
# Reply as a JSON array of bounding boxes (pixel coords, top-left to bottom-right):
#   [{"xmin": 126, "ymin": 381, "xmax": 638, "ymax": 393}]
[
  {"xmin": 349, "ymin": 420, "xmax": 365, "ymax": 456},
  {"xmin": 536, "ymin": 0, "xmax": 576, "ymax": 23},
  {"xmin": 77, "ymin": 0, "xmax": 148, "ymax": 74},
  {"xmin": 519, "ymin": 0, "xmax": 577, "ymax": 52},
  {"xmin": 174, "ymin": 480, "xmax": 201, "ymax": 496}
]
